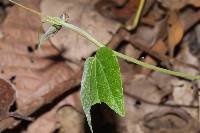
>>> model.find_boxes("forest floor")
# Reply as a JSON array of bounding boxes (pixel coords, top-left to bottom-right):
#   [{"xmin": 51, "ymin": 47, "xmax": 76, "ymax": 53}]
[{"xmin": 1, "ymin": 0, "xmax": 200, "ymax": 133}]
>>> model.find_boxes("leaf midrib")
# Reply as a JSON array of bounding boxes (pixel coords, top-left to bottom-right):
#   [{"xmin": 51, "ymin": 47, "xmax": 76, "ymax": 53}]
[{"xmin": 96, "ymin": 59, "xmax": 120, "ymax": 112}]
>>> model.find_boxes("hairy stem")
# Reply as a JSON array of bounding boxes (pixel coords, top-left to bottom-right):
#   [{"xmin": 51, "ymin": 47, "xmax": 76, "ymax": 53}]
[
  {"xmin": 9, "ymin": 0, "xmax": 43, "ymax": 16},
  {"xmin": 58, "ymin": 20, "xmax": 200, "ymax": 80},
  {"xmin": 62, "ymin": 22, "xmax": 105, "ymax": 48},
  {"xmin": 9, "ymin": 0, "xmax": 200, "ymax": 80}
]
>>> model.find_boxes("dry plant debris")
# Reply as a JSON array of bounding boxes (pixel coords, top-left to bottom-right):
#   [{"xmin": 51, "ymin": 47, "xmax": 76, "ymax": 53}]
[
  {"xmin": 1, "ymin": 0, "xmax": 200, "ymax": 133},
  {"xmin": 0, "ymin": 78, "xmax": 15, "ymax": 121}
]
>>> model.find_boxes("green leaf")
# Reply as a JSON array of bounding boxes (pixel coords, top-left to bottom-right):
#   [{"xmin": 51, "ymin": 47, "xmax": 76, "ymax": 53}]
[{"xmin": 81, "ymin": 47, "xmax": 125, "ymax": 132}]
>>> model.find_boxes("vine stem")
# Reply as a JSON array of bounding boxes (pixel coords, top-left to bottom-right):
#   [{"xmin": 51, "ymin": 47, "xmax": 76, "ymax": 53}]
[
  {"xmin": 59, "ymin": 21, "xmax": 200, "ymax": 80},
  {"xmin": 9, "ymin": 0, "xmax": 43, "ymax": 16},
  {"xmin": 9, "ymin": 0, "xmax": 200, "ymax": 80}
]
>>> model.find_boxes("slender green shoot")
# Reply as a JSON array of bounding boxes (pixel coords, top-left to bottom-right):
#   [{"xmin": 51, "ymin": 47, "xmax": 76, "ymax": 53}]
[
  {"xmin": 9, "ymin": 0, "xmax": 200, "ymax": 81},
  {"xmin": 9, "ymin": 0, "xmax": 43, "ymax": 17}
]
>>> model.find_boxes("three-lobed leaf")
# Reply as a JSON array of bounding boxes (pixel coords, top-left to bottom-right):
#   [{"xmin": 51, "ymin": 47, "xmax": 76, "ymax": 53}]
[{"xmin": 81, "ymin": 47, "xmax": 124, "ymax": 132}]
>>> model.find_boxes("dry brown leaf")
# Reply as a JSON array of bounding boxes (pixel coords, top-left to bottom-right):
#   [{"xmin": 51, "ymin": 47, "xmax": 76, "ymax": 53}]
[
  {"xmin": 124, "ymin": 43, "xmax": 141, "ymax": 59},
  {"xmin": 57, "ymin": 105, "xmax": 84, "ymax": 133},
  {"xmin": 168, "ymin": 11, "xmax": 184, "ymax": 57},
  {"xmin": 95, "ymin": 0, "xmax": 140, "ymax": 23},
  {"xmin": 174, "ymin": 44, "xmax": 199, "ymax": 75},
  {"xmin": 151, "ymin": 71, "xmax": 174, "ymax": 92},
  {"xmin": 190, "ymin": 0, "xmax": 200, "ymax": 7},
  {"xmin": 118, "ymin": 73, "xmax": 173, "ymax": 133},
  {"xmin": 180, "ymin": 9, "xmax": 200, "ymax": 32},
  {"xmin": 1, "ymin": 0, "xmax": 77, "ymax": 105},
  {"xmin": 111, "ymin": 0, "xmax": 127, "ymax": 6},
  {"xmin": 171, "ymin": 78, "xmax": 198, "ymax": 119},
  {"xmin": 133, "ymin": 17, "xmax": 167, "ymax": 48},
  {"xmin": 124, "ymin": 75, "xmax": 169, "ymax": 104},
  {"xmin": 0, "ymin": 0, "xmax": 82, "ymax": 131},
  {"xmin": 0, "ymin": 78, "xmax": 15, "ymax": 120},
  {"xmin": 25, "ymin": 92, "xmax": 81, "ymax": 133},
  {"xmin": 132, "ymin": 26, "xmax": 158, "ymax": 47},
  {"xmin": 158, "ymin": 0, "xmax": 200, "ymax": 10},
  {"xmin": 117, "ymin": 74, "xmax": 168, "ymax": 133},
  {"xmin": 40, "ymin": 0, "xmax": 120, "ymax": 62},
  {"xmin": 172, "ymin": 79, "xmax": 195, "ymax": 106},
  {"xmin": 117, "ymin": 95, "xmax": 159, "ymax": 133},
  {"xmin": 142, "ymin": 108, "xmax": 200, "ymax": 133},
  {"xmin": 142, "ymin": 3, "xmax": 166, "ymax": 26},
  {"xmin": 96, "ymin": 0, "xmax": 156, "ymax": 24}
]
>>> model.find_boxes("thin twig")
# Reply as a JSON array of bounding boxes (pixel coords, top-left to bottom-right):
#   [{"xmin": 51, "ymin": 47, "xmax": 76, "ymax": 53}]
[
  {"xmin": 0, "ymin": 70, "xmax": 82, "ymax": 131},
  {"xmin": 126, "ymin": 0, "xmax": 146, "ymax": 30}
]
